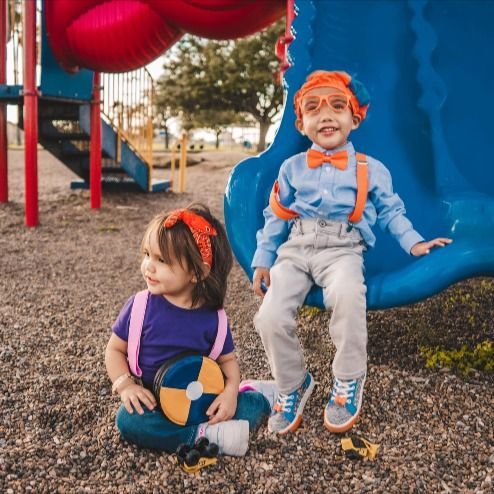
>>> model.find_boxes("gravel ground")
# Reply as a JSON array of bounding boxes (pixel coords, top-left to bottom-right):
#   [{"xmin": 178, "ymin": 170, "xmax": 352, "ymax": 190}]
[{"xmin": 1, "ymin": 149, "xmax": 493, "ymax": 493}]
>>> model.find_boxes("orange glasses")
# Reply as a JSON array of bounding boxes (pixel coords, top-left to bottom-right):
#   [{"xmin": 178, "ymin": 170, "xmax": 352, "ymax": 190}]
[{"xmin": 300, "ymin": 92, "xmax": 351, "ymax": 115}]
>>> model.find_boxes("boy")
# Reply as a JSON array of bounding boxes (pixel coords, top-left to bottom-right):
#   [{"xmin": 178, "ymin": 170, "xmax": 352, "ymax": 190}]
[{"xmin": 251, "ymin": 70, "xmax": 451, "ymax": 435}]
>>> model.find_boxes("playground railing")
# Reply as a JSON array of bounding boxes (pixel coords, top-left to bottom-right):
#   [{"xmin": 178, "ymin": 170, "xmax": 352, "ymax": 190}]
[{"xmin": 101, "ymin": 69, "xmax": 154, "ymax": 170}]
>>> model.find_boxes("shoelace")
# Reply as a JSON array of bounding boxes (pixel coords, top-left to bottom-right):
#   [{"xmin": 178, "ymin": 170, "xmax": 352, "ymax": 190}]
[
  {"xmin": 331, "ymin": 378, "xmax": 356, "ymax": 406},
  {"xmin": 274, "ymin": 392, "xmax": 295, "ymax": 413}
]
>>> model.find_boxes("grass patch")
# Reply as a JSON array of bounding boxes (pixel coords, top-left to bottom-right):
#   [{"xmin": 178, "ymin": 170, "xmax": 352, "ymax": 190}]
[
  {"xmin": 299, "ymin": 306, "xmax": 322, "ymax": 319},
  {"xmin": 420, "ymin": 340, "xmax": 494, "ymax": 375}
]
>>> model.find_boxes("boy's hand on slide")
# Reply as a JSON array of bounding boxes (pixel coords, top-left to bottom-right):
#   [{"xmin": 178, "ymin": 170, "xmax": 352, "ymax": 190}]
[
  {"xmin": 252, "ymin": 267, "xmax": 270, "ymax": 297},
  {"xmin": 411, "ymin": 238, "xmax": 452, "ymax": 257},
  {"xmin": 120, "ymin": 383, "xmax": 157, "ymax": 415}
]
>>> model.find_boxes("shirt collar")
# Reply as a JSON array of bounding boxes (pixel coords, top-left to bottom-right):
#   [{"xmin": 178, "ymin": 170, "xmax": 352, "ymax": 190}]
[{"xmin": 310, "ymin": 141, "xmax": 355, "ymax": 156}]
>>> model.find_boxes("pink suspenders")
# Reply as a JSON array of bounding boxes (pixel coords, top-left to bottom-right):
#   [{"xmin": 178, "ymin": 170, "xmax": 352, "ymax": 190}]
[
  {"xmin": 208, "ymin": 309, "xmax": 228, "ymax": 361},
  {"xmin": 127, "ymin": 290, "xmax": 148, "ymax": 378},
  {"xmin": 127, "ymin": 290, "xmax": 228, "ymax": 377}
]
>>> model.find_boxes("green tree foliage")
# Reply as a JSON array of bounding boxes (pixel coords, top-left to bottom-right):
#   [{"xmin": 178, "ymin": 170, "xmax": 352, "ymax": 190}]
[{"xmin": 156, "ymin": 21, "xmax": 284, "ymax": 151}]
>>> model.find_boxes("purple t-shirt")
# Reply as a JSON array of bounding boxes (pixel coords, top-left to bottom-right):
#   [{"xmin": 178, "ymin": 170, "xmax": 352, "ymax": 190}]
[{"xmin": 112, "ymin": 294, "xmax": 235, "ymax": 385}]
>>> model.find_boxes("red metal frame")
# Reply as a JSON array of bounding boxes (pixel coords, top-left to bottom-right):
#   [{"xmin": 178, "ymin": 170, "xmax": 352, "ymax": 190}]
[
  {"xmin": 275, "ymin": 0, "xmax": 295, "ymax": 82},
  {"xmin": 90, "ymin": 72, "xmax": 101, "ymax": 208},
  {"xmin": 287, "ymin": 0, "xmax": 294, "ymax": 28},
  {"xmin": 0, "ymin": 0, "xmax": 8, "ymax": 203},
  {"xmin": 23, "ymin": 0, "xmax": 38, "ymax": 226}
]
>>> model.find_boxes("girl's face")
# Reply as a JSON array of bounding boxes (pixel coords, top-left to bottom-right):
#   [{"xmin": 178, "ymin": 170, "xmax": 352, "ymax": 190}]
[
  {"xmin": 140, "ymin": 230, "xmax": 197, "ymax": 308},
  {"xmin": 297, "ymin": 86, "xmax": 361, "ymax": 150}
]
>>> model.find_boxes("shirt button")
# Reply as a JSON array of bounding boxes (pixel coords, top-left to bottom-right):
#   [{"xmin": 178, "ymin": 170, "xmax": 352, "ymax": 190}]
[{"xmin": 319, "ymin": 219, "xmax": 327, "ymax": 227}]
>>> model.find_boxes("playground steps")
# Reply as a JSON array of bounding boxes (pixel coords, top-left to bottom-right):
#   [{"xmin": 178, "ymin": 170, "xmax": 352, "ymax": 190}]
[{"xmin": 13, "ymin": 96, "xmax": 170, "ymax": 192}]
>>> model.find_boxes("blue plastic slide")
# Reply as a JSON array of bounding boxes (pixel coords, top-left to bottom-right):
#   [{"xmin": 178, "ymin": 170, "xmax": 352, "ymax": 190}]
[{"xmin": 225, "ymin": 0, "xmax": 494, "ymax": 310}]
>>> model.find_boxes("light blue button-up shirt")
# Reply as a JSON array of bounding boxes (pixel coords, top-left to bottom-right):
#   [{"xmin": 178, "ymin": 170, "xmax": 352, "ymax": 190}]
[{"xmin": 252, "ymin": 141, "xmax": 424, "ymax": 269}]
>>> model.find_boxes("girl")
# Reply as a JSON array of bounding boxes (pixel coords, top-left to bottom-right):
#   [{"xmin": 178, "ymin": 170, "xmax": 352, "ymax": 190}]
[{"xmin": 105, "ymin": 203, "xmax": 277, "ymax": 456}]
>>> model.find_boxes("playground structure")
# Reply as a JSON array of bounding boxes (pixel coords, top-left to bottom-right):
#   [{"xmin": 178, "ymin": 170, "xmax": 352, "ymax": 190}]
[
  {"xmin": 0, "ymin": 0, "xmax": 285, "ymax": 225},
  {"xmin": 224, "ymin": 0, "xmax": 494, "ymax": 309},
  {"xmin": 1, "ymin": 0, "xmax": 493, "ymax": 310},
  {"xmin": 0, "ymin": 1, "xmax": 169, "ymax": 226}
]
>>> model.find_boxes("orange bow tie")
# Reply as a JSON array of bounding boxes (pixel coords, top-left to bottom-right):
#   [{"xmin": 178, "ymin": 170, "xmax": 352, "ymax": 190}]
[{"xmin": 306, "ymin": 149, "xmax": 349, "ymax": 170}]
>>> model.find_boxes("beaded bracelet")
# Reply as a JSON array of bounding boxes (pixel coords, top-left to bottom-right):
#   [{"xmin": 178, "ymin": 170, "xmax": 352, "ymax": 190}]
[{"xmin": 111, "ymin": 373, "xmax": 132, "ymax": 395}]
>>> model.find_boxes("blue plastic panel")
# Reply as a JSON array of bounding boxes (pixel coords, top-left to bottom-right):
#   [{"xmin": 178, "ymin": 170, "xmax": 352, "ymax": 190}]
[
  {"xmin": 40, "ymin": 1, "xmax": 93, "ymax": 101},
  {"xmin": 224, "ymin": 0, "xmax": 494, "ymax": 309},
  {"xmin": 0, "ymin": 85, "xmax": 22, "ymax": 102},
  {"xmin": 79, "ymin": 105, "xmax": 150, "ymax": 191}
]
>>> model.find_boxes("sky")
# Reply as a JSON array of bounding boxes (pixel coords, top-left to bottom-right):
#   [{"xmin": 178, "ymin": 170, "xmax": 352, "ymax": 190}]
[{"xmin": 146, "ymin": 58, "xmax": 165, "ymax": 80}]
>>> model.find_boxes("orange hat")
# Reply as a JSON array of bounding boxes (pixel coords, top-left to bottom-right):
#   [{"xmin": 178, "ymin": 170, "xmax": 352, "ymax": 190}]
[{"xmin": 294, "ymin": 70, "xmax": 370, "ymax": 122}]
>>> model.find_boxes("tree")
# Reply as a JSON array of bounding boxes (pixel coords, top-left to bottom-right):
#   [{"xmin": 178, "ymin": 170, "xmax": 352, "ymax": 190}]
[
  {"xmin": 156, "ymin": 20, "xmax": 284, "ymax": 151},
  {"xmin": 155, "ymin": 106, "xmax": 173, "ymax": 149}
]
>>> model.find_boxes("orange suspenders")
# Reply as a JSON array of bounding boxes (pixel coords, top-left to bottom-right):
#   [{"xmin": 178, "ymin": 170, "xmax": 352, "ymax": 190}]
[
  {"xmin": 269, "ymin": 181, "xmax": 299, "ymax": 220},
  {"xmin": 269, "ymin": 152, "xmax": 369, "ymax": 226},
  {"xmin": 348, "ymin": 152, "xmax": 369, "ymax": 224}
]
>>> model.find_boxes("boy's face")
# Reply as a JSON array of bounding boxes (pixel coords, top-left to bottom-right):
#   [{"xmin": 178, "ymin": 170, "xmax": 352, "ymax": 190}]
[{"xmin": 296, "ymin": 86, "xmax": 361, "ymax": 150}]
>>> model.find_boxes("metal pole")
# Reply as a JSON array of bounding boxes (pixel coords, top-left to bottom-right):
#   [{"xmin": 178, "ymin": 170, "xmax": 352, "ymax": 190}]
[
  {"xmin": 170, "ymin": 143, "xmax": 176, "ymax": 192},
  {"xmin": 287, "ymin": 0, "xmax": 295, "ymax": 28},
  {"xmin": 90, "ymin": 72, "xmax": 102, "ymax": 209},
  {"xmin": 23, "ymin": 0, "xmax": 38, "ymax": 226},
  {"xmin": 0, "ymin": 0, "xmax": 8, "ymax": 203},
  {"xmin": 178, "ymin": 132, "xmax": 187, "ymax": 193}
]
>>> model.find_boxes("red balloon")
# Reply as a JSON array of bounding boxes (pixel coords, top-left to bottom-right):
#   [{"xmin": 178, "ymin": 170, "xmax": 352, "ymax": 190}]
[{"xmin": 44, "ymin": 0, "xmax": 285, "ymax": 73}]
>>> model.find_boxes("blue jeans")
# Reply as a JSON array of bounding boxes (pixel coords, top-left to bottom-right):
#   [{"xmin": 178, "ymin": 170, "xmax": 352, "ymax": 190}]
[{"xmin": 115, "ymin": 391, "xmax": 270, "ymax": 453}]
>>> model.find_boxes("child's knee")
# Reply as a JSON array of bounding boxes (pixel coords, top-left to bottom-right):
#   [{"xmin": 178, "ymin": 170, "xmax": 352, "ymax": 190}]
[
  {"xmin": 115, "ymin": 405, "xmax": 143, "ymax": 439},
  {"xmin": 255, "ymin": 311, "xmax": 277, "ymax": 339},
  {"xmin": 325, "ymin": 279, "xmax": 366, "ymax": 307},
  {"xmin": 236, "ymin": 391, "xmax": 271, "ymax": 429},
  {"xmin": 115, "ymin": 406, "xmax": 130, "ymax": 435},
  {"xmin": 254, "ymin": 305, "xmax": 293, "ymax": 338}
]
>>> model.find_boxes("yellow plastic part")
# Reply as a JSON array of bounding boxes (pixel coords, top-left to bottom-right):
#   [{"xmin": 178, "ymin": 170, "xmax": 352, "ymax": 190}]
[
  {"xmin": 341, "ymin": 436, "xmax": 379, "ymax": 460},
  {"xmin": 178, "ymin": 456, "xmax": 218, "ymax": 473}
]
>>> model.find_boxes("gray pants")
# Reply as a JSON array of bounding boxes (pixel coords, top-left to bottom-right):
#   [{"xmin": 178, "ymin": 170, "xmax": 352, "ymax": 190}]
[{"xmin": 254, "ymin": 219, "xmax": 367, "ymax": 394}]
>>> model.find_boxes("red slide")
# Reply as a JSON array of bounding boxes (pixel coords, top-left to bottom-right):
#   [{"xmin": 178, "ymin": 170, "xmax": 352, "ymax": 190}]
[{"xmin": 45, "ymin": 0, "xmax": 285, "ymax": 73}]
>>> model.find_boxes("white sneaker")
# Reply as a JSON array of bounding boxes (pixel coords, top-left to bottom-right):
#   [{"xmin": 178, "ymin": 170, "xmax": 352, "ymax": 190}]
[
  {"xmin": 239, "ymin": 379, "xmax": 279, "ymax": 410},
  {"xmin": 196, "ymin": 419, "xmax": 249, "ymax": 457}
]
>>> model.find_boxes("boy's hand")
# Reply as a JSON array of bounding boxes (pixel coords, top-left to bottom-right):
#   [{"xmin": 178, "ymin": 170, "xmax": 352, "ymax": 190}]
[
  {"xmin": 119, "ymin": 382, "xmax": 157, "ymax": 415},
  {"xmin": 252, "ymin": 267, "xmax": 270, "ymax": 297},
  {"xmin": 411, "ymin": 238, "xmax": 452, "ymax": 257},
  {"xmin": 206, "ymin": 388, "xmax": 238, "ymax": 425}
]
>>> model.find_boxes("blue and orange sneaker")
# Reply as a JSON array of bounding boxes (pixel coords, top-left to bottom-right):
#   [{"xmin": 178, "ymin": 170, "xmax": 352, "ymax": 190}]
[
  {"xmin": 324, "ymin": 373, "xmax": 366, "ymax": 433},
  {"xmin": 268, "ymin": 373, "xmax": 315, "ymax": 434}
]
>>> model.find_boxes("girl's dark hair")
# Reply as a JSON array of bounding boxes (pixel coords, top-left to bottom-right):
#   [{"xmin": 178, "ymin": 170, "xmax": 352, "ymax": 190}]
[{"xmin": 141, "ymin": 203, "xmax": 233, "ymax": 310}]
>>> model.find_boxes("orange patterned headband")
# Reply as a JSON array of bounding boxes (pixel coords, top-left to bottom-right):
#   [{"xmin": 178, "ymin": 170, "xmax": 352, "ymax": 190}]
[{"xmin": 163, "ymin": 209, "xmax": 217, "ymax": 267}]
